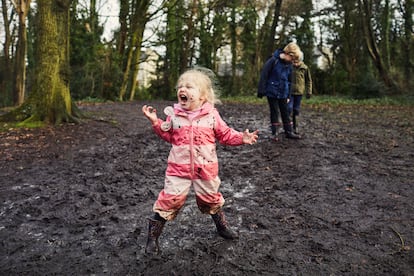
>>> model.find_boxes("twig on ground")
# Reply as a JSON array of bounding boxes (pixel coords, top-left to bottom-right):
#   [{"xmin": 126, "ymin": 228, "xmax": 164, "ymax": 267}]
[{"xmin": 389, "ymin": 226, "xmax": 409, "ymax": 254}]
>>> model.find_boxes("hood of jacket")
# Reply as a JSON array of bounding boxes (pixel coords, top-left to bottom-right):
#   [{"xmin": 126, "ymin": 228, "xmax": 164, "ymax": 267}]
[{"xmin": 273, "ymin": 49, "xmax": 283, "ymax": 59}]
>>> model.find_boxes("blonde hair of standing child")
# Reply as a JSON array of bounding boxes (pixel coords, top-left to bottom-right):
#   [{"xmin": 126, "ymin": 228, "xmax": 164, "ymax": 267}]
[{"xmin": 283, "ymin": 42, "xmax": 302, "ymax": 61}]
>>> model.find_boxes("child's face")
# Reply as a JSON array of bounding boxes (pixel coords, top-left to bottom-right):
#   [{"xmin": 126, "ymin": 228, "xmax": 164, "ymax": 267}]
[
  {"xmin": 176, "ymin": 74, "xmax": 205, "ymax": 111},
  {"xmin": 293, "ymin": 59, "xmax": 301, "ymax": 67},
  {"xmin": 284, "ymin": 52, "xmax": 298, "ymax": 64}
]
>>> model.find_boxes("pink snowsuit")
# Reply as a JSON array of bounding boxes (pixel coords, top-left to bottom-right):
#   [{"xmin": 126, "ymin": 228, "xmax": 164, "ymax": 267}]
[{"xmin": 151, "ymin": 102, "xmax": 244, "ymax": 220}]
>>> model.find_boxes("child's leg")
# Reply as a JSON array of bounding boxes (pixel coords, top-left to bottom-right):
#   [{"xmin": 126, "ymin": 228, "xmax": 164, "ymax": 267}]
[
  {"xmin": 146, "ymin": 176, "xmax": 191, "ymax": 254},
  {"xmin": 292, "ymin": 95, "xmax": 302, "ymax": 133},
  {"xmin": 145, "ymin": 214, "xmax": 166, "ymax": 255},
  {"xmin": 153, "ymin": 176, "xmax": 192, "ymax": 220},
  {"xmin": 267, "ymin": 97, "xmax": 281, "ymax": 135},
  {"xmin": 279, "ymin": 99, "xmax": 301, "ymax": 139},
  {"xmin": 288, "ymin": 94, "xmax": 294, "ymax": 115},
  {"xmin": 193, "ymin": 177, "xmax": 225, "ymax": 213},
  {"xmin": 193, "ymin": 177, "xmax": 238, "ymax": 239},
  {"xmin": 211, "ymin": 209, "xmax": 239, "ymax": 239}
]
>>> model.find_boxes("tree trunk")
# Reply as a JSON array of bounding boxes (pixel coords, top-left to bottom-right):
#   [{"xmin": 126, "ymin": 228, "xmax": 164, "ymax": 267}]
[
  {"xmin": 402, "ymin": 0, "xmax": 413, "ymax": 88},
  {"xmin": 119, "ymin": 0, "xmax": 150, "ymax": 101},
  {"xmin": 263, "ymin": 0, "xmax": 282, "ymax": 62},
  {"xmin": 12, "ymin": 0, "xmax": 31, "ymax": 106},
  {"xmin": 119, "ymin": 36, "xmax": 134, "ymax": 101},
  {"xmin": 165, "ymin": 0, "xmax": 184, "ymax": 97},
  {"xmin": 381, "ymin": 0, "xmax": 391, "ymax": 68},
  {"xmin": 358, "ymin": 0, "xmax": 396, "ymax": 91},
  {"xmin": 11, "ymin": 0, "xmax": 78, "ymax": 125},
  {"xmin": 117, "ymin": 0, "xmax": 129, "ymax": 58},
  {"xmin": 128, "ymin": 33, "xmax": 144, "ymax": 101},
  {"xmin": 1, "ymin": 0, "xmax": 12, "ymax": 101},
  {"xmin": 341, "ymin": 0, "xmax": 359, "ymax": 83},
  {"xmin": 230, "ymin": 0, "xmax": 237, "ymax": 90}
]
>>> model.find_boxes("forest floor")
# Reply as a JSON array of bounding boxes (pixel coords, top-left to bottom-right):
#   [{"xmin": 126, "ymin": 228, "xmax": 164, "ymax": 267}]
[{"xmin": 0, "ymin": 100, "xmax": 413, "ymax": 275}]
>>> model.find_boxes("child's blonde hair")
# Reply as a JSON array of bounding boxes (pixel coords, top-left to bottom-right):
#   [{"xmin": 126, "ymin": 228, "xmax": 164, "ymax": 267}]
[
  {"xmin": 283, "ymin": 42, "xmax": 302, "ymax": 61},
  {"xmin": 178, "ymin": 67, "xmax": 221, "ymax": 106}
]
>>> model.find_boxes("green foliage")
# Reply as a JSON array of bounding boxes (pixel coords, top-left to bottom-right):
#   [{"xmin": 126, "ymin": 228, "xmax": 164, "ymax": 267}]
[
  {"xmin": 145, "ymin": 77, "xmax": 176, "ymax": 101},
  {"xmin": 351, "ymin": 74, "xmax": 386, "ymax": 99},
  {"xmin": 16, "ymin": 120, "xmax": 46, "ymax": 128},
  {"xmin": 68, "ymin": 1, "xmax": 122, "ymax": 101},
  {"xmin": 313, "ymin": 68, "xmax": 352, "ymax": 95}
]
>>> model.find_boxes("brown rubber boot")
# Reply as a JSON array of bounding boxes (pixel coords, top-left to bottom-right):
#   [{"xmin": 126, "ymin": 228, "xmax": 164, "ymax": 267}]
[
  {"xmin": 145, "ymin": 214, "xmax": 166, "ymax": 255},
  {"xmin": 211, "ymin": 209, "xmax": 239, "ymax": 239}
]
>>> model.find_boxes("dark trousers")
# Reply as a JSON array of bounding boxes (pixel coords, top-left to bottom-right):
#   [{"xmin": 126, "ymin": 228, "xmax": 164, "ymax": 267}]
[
  {"xmin": 267, "ymin": 97, "xmax": 292, "ymax": 133},
  {"xmin": 288, "ymin": 95, "xmax": 303, "ymax": 116}
]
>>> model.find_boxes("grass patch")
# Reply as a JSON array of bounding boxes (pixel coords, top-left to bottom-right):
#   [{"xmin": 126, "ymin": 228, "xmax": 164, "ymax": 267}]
[{"xmin": 221, "ymin": 95, "xmax": 414, "ymax": 107}]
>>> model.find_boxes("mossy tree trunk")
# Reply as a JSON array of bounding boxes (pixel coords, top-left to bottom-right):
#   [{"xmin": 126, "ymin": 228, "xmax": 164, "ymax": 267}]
[{"xmin": 3, "ymin": 0, "xmax": 81, "ymax": 125}]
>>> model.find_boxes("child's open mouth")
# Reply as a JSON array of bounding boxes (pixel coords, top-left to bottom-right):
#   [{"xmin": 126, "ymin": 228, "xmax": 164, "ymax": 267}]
[{"xmin": 179, "ymin": 94, "xmax": 188, "ymax": 103}]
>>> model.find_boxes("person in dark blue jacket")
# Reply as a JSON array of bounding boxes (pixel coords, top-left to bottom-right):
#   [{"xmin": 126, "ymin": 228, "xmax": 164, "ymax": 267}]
[{"xmin": 258, "ymin": 42, "xmax": 301, "ymax": 140}]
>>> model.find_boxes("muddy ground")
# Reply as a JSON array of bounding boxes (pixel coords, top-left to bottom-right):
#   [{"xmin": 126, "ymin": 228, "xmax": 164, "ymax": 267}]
[{"xmin": 0, "ymin": 100, "xmax": 413, "ymax": 275}]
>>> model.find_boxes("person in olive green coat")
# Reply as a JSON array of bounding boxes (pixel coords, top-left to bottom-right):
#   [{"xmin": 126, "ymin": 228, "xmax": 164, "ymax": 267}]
[{"xmin": 288, "ymin": 51, "xmax": 312, "ymax": 134}]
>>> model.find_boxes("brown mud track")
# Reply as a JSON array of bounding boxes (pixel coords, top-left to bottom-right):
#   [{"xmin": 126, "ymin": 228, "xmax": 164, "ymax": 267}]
[{"xmin": 1, "ymin": 101, "xmax": 413, "ymax": 275}]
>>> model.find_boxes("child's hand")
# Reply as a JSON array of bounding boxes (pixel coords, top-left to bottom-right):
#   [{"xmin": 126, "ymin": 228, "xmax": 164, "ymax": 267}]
[
  {"xmin": 142, "ymin": 105, "xmax": 158, "ymax": 125},
  {"xmin": 243, "ymin": 129, "xmax": 259, "ymax": 145}
]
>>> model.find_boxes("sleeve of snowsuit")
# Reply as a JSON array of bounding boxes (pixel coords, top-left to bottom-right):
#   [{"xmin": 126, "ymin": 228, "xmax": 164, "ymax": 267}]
[
  {"xmin": 152, "ymin": 117, "xmax": 173, "ymax": 143},
  {"xmin": 212, "ymin": 109, "xmax": 244, "ymax": 146}
]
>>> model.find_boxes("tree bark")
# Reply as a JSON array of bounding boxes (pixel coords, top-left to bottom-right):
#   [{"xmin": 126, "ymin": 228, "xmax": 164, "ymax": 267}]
[
  {"xmin": 402, "ymin": 0, "xmax": 413, "ymax": 87},
  {"xmin": 12, "ymin": 0, "xmax": 31, "ymax": 106},
  {"xmin": 117, "ymin": 0, "xmax": 129, "ymax": 58},
  {"xmin": 165, "ymin": 0, "xmax": 183, "ymax": 97},
  {"xmin": 1, "ymin": 0, "xmax": 12, "ymax": 71},
  {"xmin": 263, "ymin": 0, "xmax": 282, "ymax": 62},
  {"xmin": 230, "ymin": 0, "xmax": 237, "ymax": 90},
  {"xmin": 358, "ymin": 0, "xmax": 396, "ymax": 91},
  {"xmin": 4, "ymin": 0, "xmax": 80, "ymax": 125},
  {"xmin": 119, "ymin": 0, "xmax": 151, "ymax": 101}
]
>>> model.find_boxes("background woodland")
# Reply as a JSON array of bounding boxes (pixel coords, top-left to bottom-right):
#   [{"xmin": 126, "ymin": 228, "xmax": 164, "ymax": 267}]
[{"xmin": 0, "ymin": 0, "xmax": 413, "ymax": 124}]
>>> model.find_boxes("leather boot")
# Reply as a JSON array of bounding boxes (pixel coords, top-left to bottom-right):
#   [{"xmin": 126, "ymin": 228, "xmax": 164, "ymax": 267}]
[
  {"xmin": 211, "ymin": 209, "xmax": 239, "ymax": 239},
  {"xmin": 284, "ymin": 123, "xmax": 301, "ymax": 139},
  {"xmin": 145, "ymin": 214, "xmax": 166, "ymax": 255},
  {"xmin": 286, "ymin": 131, "xmax": 301, "ymax": 139}
]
